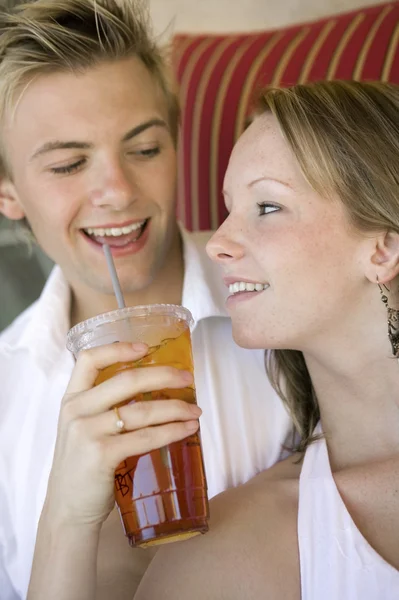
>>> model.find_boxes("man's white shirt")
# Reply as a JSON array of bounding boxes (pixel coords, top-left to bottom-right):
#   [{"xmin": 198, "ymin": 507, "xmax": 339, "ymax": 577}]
[{"xmin": 0, "ymin": 228, "xmax": 292, "ymax": 599}]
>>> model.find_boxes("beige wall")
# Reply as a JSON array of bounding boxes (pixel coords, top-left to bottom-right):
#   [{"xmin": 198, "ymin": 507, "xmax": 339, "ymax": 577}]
[{"xmin": 149, "ymin": 0, "xmax": 385, "ymax": 36}]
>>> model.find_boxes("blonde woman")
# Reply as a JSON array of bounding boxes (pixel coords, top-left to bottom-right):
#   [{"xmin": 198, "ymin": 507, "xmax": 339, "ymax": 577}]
[{"xmin": 28, "ymin": 80, "xmax": 399, "ymax": 600}]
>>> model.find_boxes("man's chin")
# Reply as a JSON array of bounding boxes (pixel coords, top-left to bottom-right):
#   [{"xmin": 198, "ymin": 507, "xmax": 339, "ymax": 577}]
[
  {"xmin": 104, "ymin": 275, "xmax": 155, "ymax": 298},
  {"xmin": 68, "ymin": 270, "xmax": 152, "ymax": 299}
]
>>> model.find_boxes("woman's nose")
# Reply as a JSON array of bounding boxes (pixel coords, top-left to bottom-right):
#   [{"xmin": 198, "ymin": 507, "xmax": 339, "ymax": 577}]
[{"xmin": 206, "ymin": 224, "xmax": 245, "ymax": 264}]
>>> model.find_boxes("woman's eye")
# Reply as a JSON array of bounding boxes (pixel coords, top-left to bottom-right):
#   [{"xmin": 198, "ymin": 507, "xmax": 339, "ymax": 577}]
[
  {"xmin": 50, "ymin": 159, "xmax": 85, "ymax": 175},
  {"xmin": 257, "ymin": 202, "xmax": 280, "ymax": 216}
]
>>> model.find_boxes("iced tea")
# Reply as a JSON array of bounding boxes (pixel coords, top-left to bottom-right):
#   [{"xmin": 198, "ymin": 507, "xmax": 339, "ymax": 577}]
[{"xmin": 95, "ymin": 328, "xmax": 209, "ymax": 547}]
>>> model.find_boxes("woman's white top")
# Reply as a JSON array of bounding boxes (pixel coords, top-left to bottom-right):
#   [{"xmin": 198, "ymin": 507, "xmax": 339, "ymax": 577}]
[{"xmin": 298, "ymin": 426, "xmax": 399, "ymax": 599}]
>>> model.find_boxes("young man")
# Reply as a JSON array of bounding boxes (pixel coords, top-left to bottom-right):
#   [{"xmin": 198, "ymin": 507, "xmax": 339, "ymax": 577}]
[{"xmin": 0, "ymin": 1, "xmax": 291, "ymax": 599}]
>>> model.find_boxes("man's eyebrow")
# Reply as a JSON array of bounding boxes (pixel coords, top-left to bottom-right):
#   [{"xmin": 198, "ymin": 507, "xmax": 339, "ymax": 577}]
[
  {"xmin": 30, "ymin": 140, "xmax": 92, "ymax": 161},
  {"xmin": 30, "ymin": 118, "xmax": 169, "ymax": 162},
  {"xmin": 122, "ymin": 118, "xmax": 168, "ymax": 142}
]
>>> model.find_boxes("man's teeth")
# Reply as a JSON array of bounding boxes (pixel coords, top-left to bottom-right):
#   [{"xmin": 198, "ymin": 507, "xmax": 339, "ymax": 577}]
[
  {"xmin": 229, "ymin": 282, "xmax": 269, "ymax": 294},
  {"xmin": 84, "ymin": 221, "xmax": 146, "ymax": 237}
]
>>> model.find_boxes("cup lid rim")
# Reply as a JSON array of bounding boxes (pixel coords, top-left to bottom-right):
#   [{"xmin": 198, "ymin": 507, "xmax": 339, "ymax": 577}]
[{"xmin": 66, "ymin": 303, "xmax": 194, "ymax": 350}]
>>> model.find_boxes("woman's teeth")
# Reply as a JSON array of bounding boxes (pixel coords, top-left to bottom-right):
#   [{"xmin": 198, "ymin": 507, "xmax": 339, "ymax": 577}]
[
  {"xmin": 84, "ymin": 220, "xmax": 146, "ymax": 237},
  {"xmin": 229, "ymin": 282, "xmax": 269, "ymax": 294}
]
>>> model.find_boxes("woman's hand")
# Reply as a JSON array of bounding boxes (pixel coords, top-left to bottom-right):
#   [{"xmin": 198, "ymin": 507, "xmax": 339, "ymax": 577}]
[{"xmin": 43, "ymin": 342, "xmax": 201, "ymax": 528}]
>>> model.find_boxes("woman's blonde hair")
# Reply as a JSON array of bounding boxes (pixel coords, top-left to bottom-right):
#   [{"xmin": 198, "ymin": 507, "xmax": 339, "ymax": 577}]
[{"xmin": 258, "ymin": 80, "xmax": 399, "ymax": 452}]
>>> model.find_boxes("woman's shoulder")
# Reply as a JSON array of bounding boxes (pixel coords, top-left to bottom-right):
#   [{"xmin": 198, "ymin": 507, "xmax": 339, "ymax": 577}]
[
  {"xmin": 210, "ymin": 452, "xmax": 302, "ymax": 518},
  {"xmin": 134, "ymin": 456, "xmax": 303, "ymax": 600},
  {"xmin": 246, "ymin": 451, "xmax": 303, "ymax": 488}
]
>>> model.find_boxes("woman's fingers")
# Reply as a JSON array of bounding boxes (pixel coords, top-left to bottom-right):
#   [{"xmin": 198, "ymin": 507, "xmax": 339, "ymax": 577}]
[
  {"xmin": 86, "ymin": 399, "xmax": 202, "ymax": 437},
  {"xmin": 65, "ymin": 342, "xmax": 148, "ymax": 394},
  {"xmin": 63, "ymin": 365, "xmax": 194, "ymax": 418},
  {"xmin": 106, "ymin": 420, "xmax": 200, "ymax": 468}
]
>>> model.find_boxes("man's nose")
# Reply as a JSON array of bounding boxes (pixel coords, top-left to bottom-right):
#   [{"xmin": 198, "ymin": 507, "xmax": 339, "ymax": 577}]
[{"xmin": 90, "ymin": 160, "xmax": 138, "ymax": 210}]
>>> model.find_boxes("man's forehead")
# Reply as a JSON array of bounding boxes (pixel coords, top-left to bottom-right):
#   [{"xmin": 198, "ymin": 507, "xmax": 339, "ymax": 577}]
[{"xmin": 6, "ymin": 60, "xmax": 166, "ymax": 129}]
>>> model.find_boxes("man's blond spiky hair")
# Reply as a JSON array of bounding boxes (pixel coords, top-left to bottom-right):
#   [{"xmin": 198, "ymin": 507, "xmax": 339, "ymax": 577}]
[{"xmin": 0, "ymin": 0, "xmax": 179, "ymax": 176}]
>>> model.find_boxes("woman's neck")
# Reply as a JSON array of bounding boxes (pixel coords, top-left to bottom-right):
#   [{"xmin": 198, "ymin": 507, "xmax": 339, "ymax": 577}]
[{"xmin": 304, "ymin": 333, "xmax": 399, "ymax": 471}]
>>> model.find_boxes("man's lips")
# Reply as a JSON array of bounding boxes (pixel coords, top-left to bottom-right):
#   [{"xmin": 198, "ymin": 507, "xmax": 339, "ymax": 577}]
[
  {"xmin": 80, "ymin": 218, "xmax": 149, "ymax": 230},
  {"xmin": 80, "ymin": 218, "xmax": 149, "ymax": 242},
  {"xmin": 79, "ymin": 218, "xmax": 151, "ymax": 255}
]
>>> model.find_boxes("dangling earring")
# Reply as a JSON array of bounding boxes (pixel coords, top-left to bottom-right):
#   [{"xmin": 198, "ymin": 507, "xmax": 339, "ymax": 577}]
[{"xmin": 377, "ymin": 276, "xmax": 399, "ymax": 358}]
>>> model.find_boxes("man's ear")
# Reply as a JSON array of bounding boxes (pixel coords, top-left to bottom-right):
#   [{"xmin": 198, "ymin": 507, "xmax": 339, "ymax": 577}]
[
  {"xmin": 0, "ymin": 178, "xmax": 25, "ymax": 220},
  {"xmin": 368, "ymin": 231, "xmax": 399, "ymax": 284}
]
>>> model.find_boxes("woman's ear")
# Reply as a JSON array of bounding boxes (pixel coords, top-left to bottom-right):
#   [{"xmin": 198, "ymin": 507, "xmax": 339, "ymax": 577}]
[
  {"xmin": 368, "ymin": 231, "xmax": 399, "ymax": 285},
  {"xmin": 0, "ymin": 178, "xmax": 25, "ymax": 220}
]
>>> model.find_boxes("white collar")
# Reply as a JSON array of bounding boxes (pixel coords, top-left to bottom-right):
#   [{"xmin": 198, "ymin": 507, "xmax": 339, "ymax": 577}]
[
  {"xmin": 6, "ymin": 265, "xmax": 72, "ymax": 371},
  {"xmin": 180, "ymin": 225, "xmax": 228, "ymax": 326},
  {"xmin": 5, "ymin": 225, "xmax": 228, "ymax": 366}
]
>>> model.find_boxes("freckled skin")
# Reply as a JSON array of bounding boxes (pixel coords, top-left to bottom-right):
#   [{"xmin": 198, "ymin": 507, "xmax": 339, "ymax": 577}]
[{"xmin": 207, "ymin": 114, "xmax": 372, "ymax": 354}]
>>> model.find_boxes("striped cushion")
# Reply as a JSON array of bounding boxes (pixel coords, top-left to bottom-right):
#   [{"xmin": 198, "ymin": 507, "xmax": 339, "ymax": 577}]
[{"xmin": 172, "ymin": 2, "xmax": 399, "ymax": 231}]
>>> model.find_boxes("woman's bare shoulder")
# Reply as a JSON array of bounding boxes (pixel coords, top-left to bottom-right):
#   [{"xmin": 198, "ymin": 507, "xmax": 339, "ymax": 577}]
[
  {"xmin": 245, "ymin": 452, "xmax": 303, "ymax": 488},
  {"xmin": 134, "ymin": 456, "xmax": 302, "ymax": 600},
  {"xmin": 208, "ymin": 453, "xmax": 302, "ymax": 521}
]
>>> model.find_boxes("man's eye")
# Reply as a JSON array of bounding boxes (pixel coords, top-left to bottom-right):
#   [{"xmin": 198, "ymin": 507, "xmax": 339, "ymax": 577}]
[
  {"xmin": 50, "ymin": 159, "xmax": 85, "ymax": 175},
  {"xmin": 257, "ymin": 202, "xmax": 280, "ymax": 216},
  {"xmin": 130, "ymin": 147, "xmax": 161, "ymax": 159}
]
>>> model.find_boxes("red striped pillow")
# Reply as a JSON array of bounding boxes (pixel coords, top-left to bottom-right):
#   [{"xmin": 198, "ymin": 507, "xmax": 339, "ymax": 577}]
[{"xmin": 172, "ymin": 2, "xmax": 399, "ymax": 231}]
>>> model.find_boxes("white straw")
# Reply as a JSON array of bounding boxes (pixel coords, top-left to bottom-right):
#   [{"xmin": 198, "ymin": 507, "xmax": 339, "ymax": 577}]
[{"xmin": 102, "ymin": 244, "xmax": 126, "ymax": 309}]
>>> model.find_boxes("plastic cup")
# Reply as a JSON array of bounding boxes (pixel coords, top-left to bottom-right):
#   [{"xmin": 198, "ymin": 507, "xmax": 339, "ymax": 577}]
[{"xmin": 66, "ymin": 304, "xmax": 209, "ymax": 547}]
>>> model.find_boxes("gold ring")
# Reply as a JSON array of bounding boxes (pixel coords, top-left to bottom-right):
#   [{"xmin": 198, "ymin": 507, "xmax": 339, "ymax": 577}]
[{"xmin": 113, "ymin": 406, "xmax": 126, "ymax": 434}]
